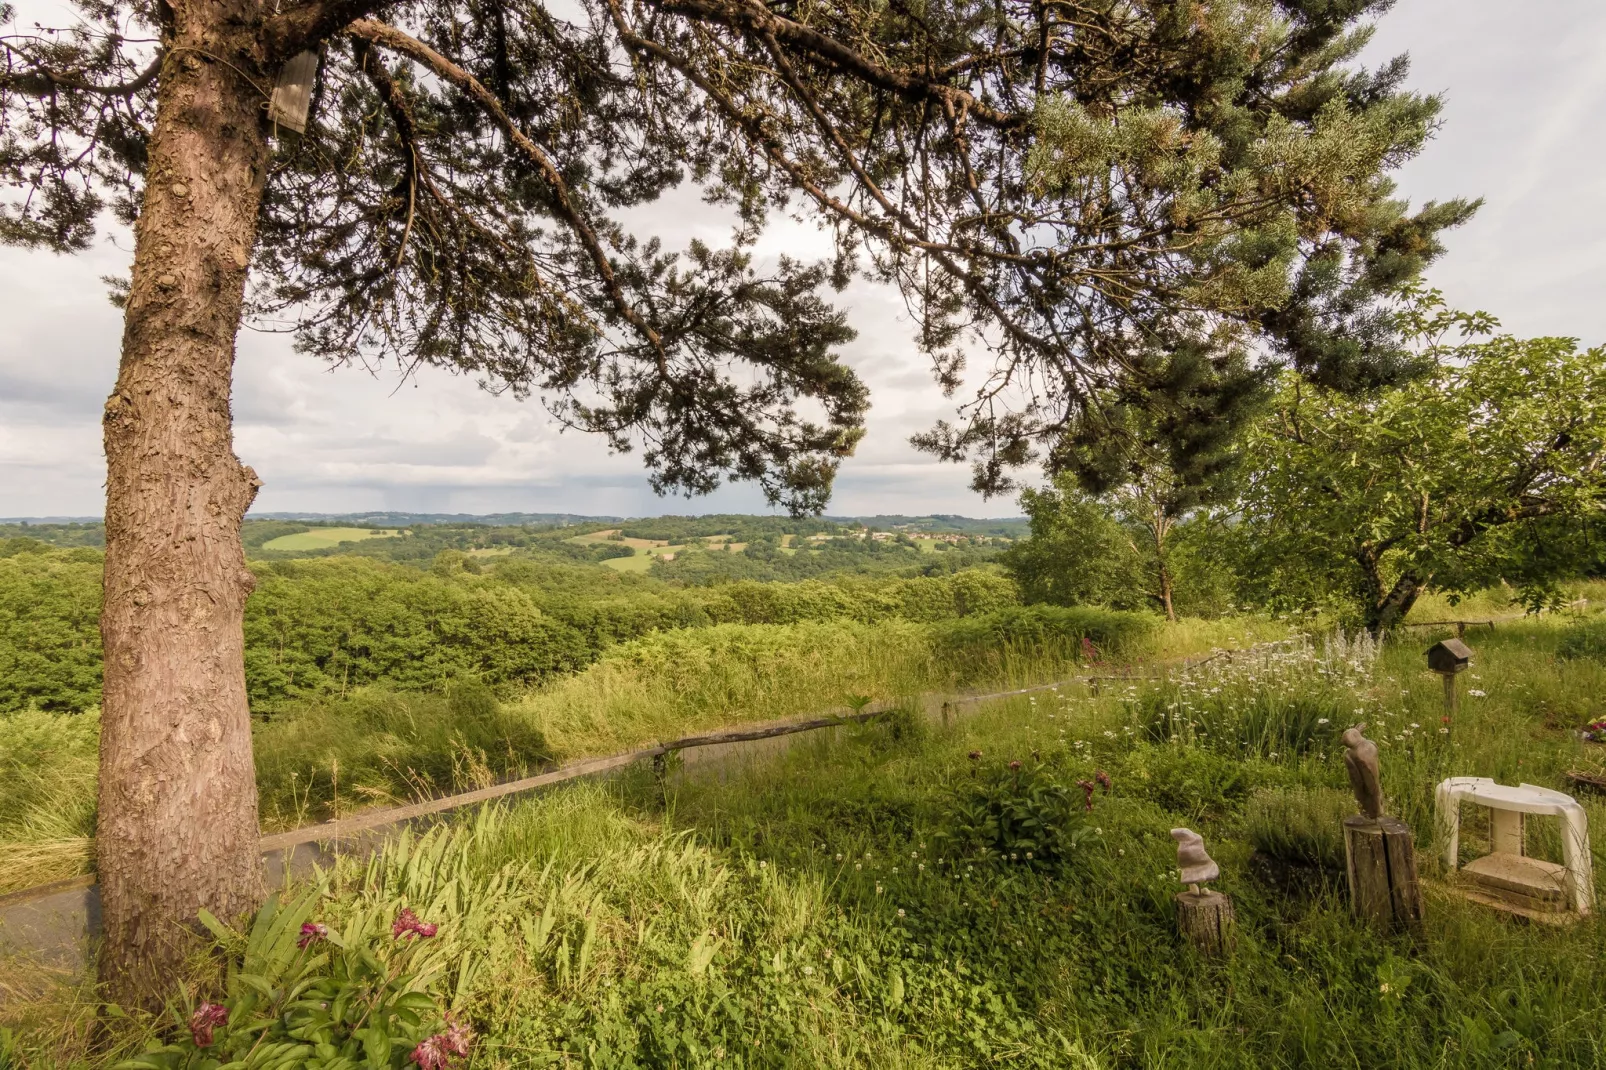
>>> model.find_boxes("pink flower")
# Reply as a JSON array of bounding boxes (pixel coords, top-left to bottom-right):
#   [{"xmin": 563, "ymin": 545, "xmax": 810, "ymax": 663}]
[
  {"xmin": 297, "ymin": 922, "xmax": 328, "ymax": 948},
  {"xmin": 411, "ymin": 1021, "xmax": 473, "ymax": 1069},
  {"xmin": 393, "ymin": 908, "xmax": 438, "ymax": 939},
  {"xmin": 442, "ymin": 1018, "xmax": 474, "ymax": 1057},
  {"xmin": 1008, "ymin": 760, "xmax": 1022, "ymax": 771},
  {"xmin": 410, "ymin": 1034, "xmax": 451, "ymax": 1070},
  {"xmin": 188, "ymin": 1002, "xmax": 228, "ymax": 1047},
  {"xmin": 1095, "ymin": 769, "xmax": 1111, "ymax": 794},
  {"xmin": 1076, "ymin": 780, "xmax": 1096, "ymax": 812},
  {"xmin": 1081, "ymin": 637, "xmax": 1102, "ymax": 664}
]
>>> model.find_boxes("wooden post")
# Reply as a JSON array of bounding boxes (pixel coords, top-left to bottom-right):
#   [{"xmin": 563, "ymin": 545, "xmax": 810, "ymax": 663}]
[
  {"xmin": 1175, "ymin": 889, "xmax": 1235, "ymax": 955},
  {"xmin": 652, "ymin": 751, "xmax": 669, "ymax": 807},
  {"xmin": 1441, "ymin": 672, "xmax": 1458, "ymax": 717},
  {"xmin": 1344, "ymin": 816, "xmax": 1424, "ymax": 932}
]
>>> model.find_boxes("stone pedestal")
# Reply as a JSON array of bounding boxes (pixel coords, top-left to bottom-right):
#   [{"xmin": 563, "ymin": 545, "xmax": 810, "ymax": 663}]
[{"xmin": 1344, "ymin": 816, "xmax": 1424, "ymax": 932}]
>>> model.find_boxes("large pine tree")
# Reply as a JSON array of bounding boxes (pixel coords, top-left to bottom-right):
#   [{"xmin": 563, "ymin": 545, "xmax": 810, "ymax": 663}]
[{"xmin": 0, "ymin": 0, "xmax": 1470, "ymax": 1003}]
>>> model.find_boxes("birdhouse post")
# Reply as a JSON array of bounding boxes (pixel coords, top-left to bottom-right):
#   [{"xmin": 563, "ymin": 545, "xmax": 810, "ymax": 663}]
[{"xmin": 1426, "ymin": 638, "xmax": 1472, "ymax": 717}]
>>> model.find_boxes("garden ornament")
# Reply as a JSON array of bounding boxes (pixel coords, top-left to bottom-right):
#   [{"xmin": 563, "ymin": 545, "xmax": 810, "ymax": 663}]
[
  {"xmin": 1435, "ymin": 777, "xmax": 1593, "ymax": 916},
  {"xmin": 1171, "ymin": 828, "xmax": 1220, "ymax": 893},
  {"xmin": 1342, "ymin": 724, "xmax": 1386, "ymax": 819}
]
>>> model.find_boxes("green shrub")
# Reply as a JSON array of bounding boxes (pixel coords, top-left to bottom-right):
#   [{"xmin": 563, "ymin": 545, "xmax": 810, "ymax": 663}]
[
  {"xmin": 0, "ymin": 547, "xmax": 103, "ymax": 712},
  {"xmin": 932, "ymin": 604, "xmax": 1155, "ymax": 678},
  {"xmin": 1243, "ymin": 787, "xmax": 1352, "ymax": 871},
  {"xmin": 124, "ymin": 888, "xmax": 461, "ymax": 1070},
  {"xmin": 1556, "ymin": 619, "xmax": 1606, "ymax": 661},
  {"xmin": 0, "ymin": 547, "xmax": 1030, "ymax": 714},
  {"xmin": 862, "ymin": 697, "xmax": 929, "ymax": 748},
  {"xmin": 937, "ymin": 754, "xmax": 1094, "ymax": 866},
  {"xmin": 1118, "ymin": 744, "xmax": 1260, "ymax": 820},
  {"xmin": 253, "ymin": 687, "xmax": 551, "ymax": 827}
]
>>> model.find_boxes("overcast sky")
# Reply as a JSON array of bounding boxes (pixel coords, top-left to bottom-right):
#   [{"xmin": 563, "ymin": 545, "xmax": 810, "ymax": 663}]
[{"xmin": 1, "ymin": 0, "xmax": 1602, "ymax": 520}]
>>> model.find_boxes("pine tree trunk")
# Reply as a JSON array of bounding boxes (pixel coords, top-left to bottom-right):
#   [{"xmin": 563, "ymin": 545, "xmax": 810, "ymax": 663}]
[{"xmin": 97, "ymin": 20, "xmax": 271, "ymax": 1010}]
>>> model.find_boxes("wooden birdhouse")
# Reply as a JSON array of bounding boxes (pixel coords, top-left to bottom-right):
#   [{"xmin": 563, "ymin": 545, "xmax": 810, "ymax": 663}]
[{"xmin": 1425, "ymin": 638, "xmax": 1472, "ymax": 676}]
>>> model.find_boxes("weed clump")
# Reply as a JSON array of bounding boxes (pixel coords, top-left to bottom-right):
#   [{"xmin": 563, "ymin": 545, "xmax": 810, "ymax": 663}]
[
  {"xmin": 1244, "ymin": 787, "xmax": 1351, "ymax": 872},
  {"xmin": 1556, "ymin": 618, "xmax": 1606, "ymax": 661},
  {"xmin": 254, "ymin": 685, "xmax": 551, "ymax": 827}
]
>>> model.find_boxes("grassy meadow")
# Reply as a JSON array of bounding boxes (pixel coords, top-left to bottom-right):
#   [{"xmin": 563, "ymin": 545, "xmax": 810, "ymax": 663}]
[
  {"xmin": 259, "ymin": 528, "xmax": 400, "ymax": 552},
  {"xmin": 11, "ymin": 612, "xmax": 1606, "ymax": 1067}
]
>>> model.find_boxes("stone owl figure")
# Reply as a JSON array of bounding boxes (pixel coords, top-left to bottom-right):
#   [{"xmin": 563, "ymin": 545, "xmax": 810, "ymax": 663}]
[
  {"xmin": 1341, "ymin": 723, "xmax": 1385, "ymax": 819},
  {"xmin": 1171, "ymin": 827, "xmax": 1219, "ymax": 890}
]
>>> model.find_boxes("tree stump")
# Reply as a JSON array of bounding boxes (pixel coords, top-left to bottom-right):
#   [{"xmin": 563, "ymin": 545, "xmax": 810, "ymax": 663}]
[
  {"xmin": 1175, "ymin": 889, "xmax": 1235, "ymax": 955},
  {"xmin": 1344, "ymin": 816, "xmax": 1424, "ymax": 932}
]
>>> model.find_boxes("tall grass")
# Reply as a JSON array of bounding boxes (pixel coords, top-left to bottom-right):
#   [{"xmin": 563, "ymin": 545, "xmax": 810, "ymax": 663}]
[
  {"xmin": 0, "ymin": 609, "xmax": 1150, "ymax": 891},
  {"xmin": 0, "ymin": 708, "xmax": 97, "ymax": 893},
  {"xmin": 1244, "ymin": 787, "xmax": 1352, "ymax": 871},
  {"xmin": 253, "ymin": 679, "xmax": 553, "ymax": 830}
]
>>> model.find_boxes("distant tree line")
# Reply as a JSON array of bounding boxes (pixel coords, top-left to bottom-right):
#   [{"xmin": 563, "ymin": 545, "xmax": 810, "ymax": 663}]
[{"xmin": 0, "ymin": 544, "xmax": 1020, "ymax": 714}]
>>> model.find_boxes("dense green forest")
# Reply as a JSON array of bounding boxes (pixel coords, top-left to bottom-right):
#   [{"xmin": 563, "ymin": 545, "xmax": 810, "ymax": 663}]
[{"xmin": 0, "ymin": 536, "xmax": 1025, "ymax": 714}]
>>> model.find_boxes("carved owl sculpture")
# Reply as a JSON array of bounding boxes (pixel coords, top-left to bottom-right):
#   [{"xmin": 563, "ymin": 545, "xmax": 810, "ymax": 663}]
[
  {"xmin": 1341, "ymin": 723, "xmax": 1385, "ymax": 819},
  {"xmin": 1171, "ymin": 827, "xmax": 1220, "ymax": 889}
]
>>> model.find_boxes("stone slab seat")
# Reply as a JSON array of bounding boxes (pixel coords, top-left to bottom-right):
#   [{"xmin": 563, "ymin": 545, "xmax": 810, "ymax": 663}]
[
  {"xmin": 1460, "ymin": 852, "xmax": 1569, "ymax": 911},
  {"xmin": 1435, "ymin": 776, "xmax": 1593, "ymax": 915}
]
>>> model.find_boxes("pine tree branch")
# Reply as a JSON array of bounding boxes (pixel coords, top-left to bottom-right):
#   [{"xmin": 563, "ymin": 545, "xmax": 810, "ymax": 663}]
[
  {"xmin": 603, "ymin": 0, "xmax": 1054, "ymax": 368},
  {"xmin": 345, "ymin": 17, "xmax": 668, "ymax": 363},
  {"xmin": 264, "ymin": 0, "xmax": 393, "ymax": 62},
  {"xmin": 0, "ymin": 46, "xmax": 160, "ymax": 97},
  {"xmin": 354, "ymin": 41, "xmax": 421, "ymax": 267},
  {"xmin": 640, "ymin": 0, "xmax": 1025, "ymax": 131}
]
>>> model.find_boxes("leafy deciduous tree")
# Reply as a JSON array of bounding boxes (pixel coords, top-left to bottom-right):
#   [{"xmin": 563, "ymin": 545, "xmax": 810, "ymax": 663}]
[{"xmin": 1237, "ymin": 295, "xmax": 1606, "ymax": 633}]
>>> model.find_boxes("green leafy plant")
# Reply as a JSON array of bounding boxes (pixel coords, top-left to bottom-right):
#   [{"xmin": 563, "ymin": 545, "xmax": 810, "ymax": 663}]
[
  {"xmin": 1121, "ymin": 744, "xmax": 1260, "ymax": 821},
  {"xmin": 119, "ymin": 889, "xmax": 467, "ymax": 1070},
  {"xmin": 937, "ymin": 755, "xmax": 1097, "ymax": 866}
]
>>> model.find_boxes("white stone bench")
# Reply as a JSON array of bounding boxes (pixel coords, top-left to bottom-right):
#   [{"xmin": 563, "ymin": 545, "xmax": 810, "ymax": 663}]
[{"xmin": 1435, "ymin": 777, "xmax": 1593, "ymax": 915}]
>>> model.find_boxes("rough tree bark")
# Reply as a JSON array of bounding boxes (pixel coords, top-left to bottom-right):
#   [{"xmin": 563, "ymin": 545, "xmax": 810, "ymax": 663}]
[
  {"xmin": 1156, "ymin": 560, "xmax": 1176, "ymax": 622},
  {"xmin": 97, "ymin": 13, "xmax": 272, "ymax": 1008},
  {"xmin": 1358, "ymin": 545, "xmax": 1428, "ymax": 636},
  {"xmin": 1368, "ymin": 573, "xmax": 1426, "ymax": 635},
  {"xmin": 1148, "ymin": 509, "xmax": 1176, "ymax": 622}
]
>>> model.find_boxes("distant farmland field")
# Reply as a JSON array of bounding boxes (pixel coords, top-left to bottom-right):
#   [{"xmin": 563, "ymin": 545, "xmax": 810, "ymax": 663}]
[{"xmin": 260, "ymin": 527, "xmax": 399, "ymax": 551}]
